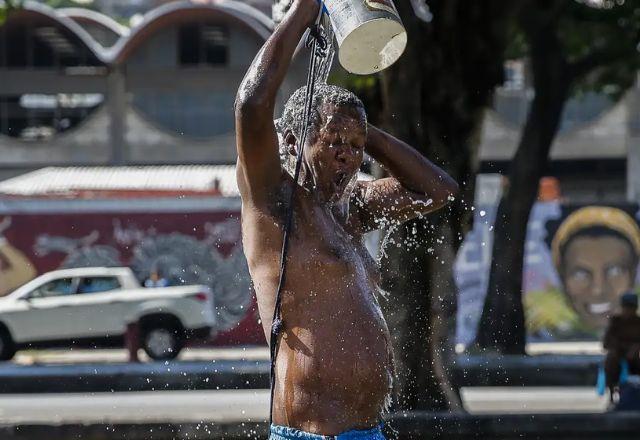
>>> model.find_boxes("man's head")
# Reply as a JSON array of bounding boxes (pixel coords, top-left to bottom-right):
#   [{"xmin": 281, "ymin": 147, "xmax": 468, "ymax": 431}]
[
  {"xmin": 276, "ymin": 84, "xmax": 367, "ymax": 203},
  {"xmin": 620, "ymin": 291, "xmax": 639, "ymax": 318},
  {"xmin": 552, "ymin": 207, "xmax": 640, "ymax": 329}
]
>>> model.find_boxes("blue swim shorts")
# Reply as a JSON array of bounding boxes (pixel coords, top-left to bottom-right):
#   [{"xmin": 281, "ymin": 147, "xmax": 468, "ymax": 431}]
[{"xmin": 269, "ymin": 424, "xmax": 385, "ymax": 439}]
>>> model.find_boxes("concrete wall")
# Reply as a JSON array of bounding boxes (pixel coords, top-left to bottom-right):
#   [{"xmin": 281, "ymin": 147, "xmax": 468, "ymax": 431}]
[
  {"xmin": 0, "ymin": 3, "xmax": 307, "ymax": 176},
  {"xmin": 479, "ymin": 84, "xmax": 635, "ymax": 202},
  {"xmin": 480, "ymin": 95, "xmax": 629, "ymax": 161}
]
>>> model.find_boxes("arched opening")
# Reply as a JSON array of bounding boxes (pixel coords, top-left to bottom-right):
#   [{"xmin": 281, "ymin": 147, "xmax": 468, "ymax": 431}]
[{"xmin": 0, "ymin": 12, "xmax": 106, "ymax": 140}]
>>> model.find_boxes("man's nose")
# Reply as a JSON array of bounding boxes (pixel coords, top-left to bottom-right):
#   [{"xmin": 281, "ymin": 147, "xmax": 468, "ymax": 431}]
[{"xmin": 334, "ymin": 144, "xmax": 349, "ymax": 163}]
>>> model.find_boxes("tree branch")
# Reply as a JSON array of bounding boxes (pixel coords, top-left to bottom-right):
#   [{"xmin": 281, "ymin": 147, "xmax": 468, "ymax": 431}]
[{"xmin": 568, "ymin": 34, "xmax": 640, "ymax": 80}]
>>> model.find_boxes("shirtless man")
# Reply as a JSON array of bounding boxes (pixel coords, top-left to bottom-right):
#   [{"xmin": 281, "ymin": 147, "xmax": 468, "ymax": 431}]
[{"xmin": 235, "ymin": 1, "xmax": 458, "ymax": 437}]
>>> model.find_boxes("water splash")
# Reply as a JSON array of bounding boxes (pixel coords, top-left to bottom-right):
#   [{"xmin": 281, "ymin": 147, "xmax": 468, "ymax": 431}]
[{"xmin": 313, "ymin": 14, "xmax": 336, "ymax": 85}]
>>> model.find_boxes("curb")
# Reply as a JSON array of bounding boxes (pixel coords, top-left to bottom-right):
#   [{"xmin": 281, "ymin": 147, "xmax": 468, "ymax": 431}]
[
  {"xmin": 452, "ymin": 354, "xmax": 601, "ymax": 387},
  {"xmin": 3, "ymin": 412, "xmax": 640, "ymax": 440},
  {"xmin": 0, "ymin": 360, "xmax": 270, "ymax": 393},
  {"xmin": 0, "ymin": 354, "xmax": 601, "ymax": 393}
]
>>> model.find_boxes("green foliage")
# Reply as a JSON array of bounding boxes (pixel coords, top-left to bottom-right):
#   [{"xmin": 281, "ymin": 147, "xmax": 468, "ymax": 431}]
[
  {"xmin": 507, "ymin": 0, "xmax": 640, "ymax": 105},
  {"xmin": 505, "ymin": 21, "xmax": 529, "ymax": 60},
  {"xmin": 561, "ymin": 0, "xmax": 640, "ymax": 100},
  {"xmin": 0, "ymin": 0, "xmax": 24, "ymax": 26},
  {"xmin": 41, "ymin": 0, "xmax": 98, "ymax": 9},
  {"xmin": 1, "ymin": 0, "xmax": 98, "ymax": 25},
  {"xmin": 330, "ymin": 69, "xmax": 383, "ymax": 125}
]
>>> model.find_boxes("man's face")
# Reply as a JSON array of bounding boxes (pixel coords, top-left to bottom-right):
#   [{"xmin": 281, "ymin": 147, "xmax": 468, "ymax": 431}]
[
  {"xmin": 561, "ymin": 234, "xmax": 637, "ymax": 329},
  {"xmin": 302, "ymin": 103, "xmax": 367, "ymax": 203}
]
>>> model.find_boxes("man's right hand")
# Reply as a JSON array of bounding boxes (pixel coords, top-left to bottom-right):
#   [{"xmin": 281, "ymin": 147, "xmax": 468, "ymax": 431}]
[
  {"xmin": 274, "ymin": 0, "xmax": 321, "ymax": 26},
  {"xmin": 288, "ymin": 0, "xmax": 321, "ymax": 28}
]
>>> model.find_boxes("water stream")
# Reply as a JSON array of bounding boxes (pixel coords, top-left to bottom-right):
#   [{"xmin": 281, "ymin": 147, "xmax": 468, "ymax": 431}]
[{"xmin": 313, "ymin": 13, "xmax": 336, "ymax": 86}]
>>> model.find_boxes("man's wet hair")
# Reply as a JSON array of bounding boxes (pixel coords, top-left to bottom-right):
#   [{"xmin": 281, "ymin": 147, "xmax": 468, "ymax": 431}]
[
  {"xmin": 276, "ymin": 84, "xmax": 365, "ymax": 175},
  {"xmin": 276, "ymin": 84, "xmax": 365, "ymax": 140}
]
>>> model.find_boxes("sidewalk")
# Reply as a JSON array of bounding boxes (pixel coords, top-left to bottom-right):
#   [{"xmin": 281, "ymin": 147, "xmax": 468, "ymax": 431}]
[
  {"xmin": 3, "ymin": 409, "xmax": 639, "ymax": 440},
  {"xmin": 13, "ymin": 342, "xmax": 600, "ymax": 366},
  {"xmin": 12, "ymin": 347, "xmax": 270, "ymax": 365},
  {"xmin": 0, "ymin": 350, "xmax": 603, "ymax": 393},
  {"xmin": 0, "ymin": 358, "xmax": 270, "ymax": 394},
  {"xmin": 0, "ymin": 387, "xmax": 607, "ymax": 425}
]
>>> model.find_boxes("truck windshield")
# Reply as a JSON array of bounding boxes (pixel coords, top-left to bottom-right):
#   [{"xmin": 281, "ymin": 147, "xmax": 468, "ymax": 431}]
[{"xmin": 31, "ymin": 278, "xmax": 76, "ymax": 298}]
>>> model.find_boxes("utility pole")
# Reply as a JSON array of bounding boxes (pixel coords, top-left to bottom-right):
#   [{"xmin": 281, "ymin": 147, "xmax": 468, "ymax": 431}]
[
  {"xmin": 628, "ymin": 75, "xmax": 640, "ymax": 203},
  {"xmin": 107, "ymin": 65, "xmax": 127, "ymax": 165}
]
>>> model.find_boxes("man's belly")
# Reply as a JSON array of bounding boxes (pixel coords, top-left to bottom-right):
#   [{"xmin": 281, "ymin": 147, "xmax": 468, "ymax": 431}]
[{"xmin": 272, "ymin": 287, "xmax": 393, "ymax": 430}]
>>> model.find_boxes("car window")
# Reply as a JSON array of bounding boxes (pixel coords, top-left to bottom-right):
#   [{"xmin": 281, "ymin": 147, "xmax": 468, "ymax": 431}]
[
  {"xmin": 30, "ymin": 278, "xmax": 76, "ymax": 298},
  {"xmin": 77, "ymin": 277, "xmax": 121, "ymax": 294}
]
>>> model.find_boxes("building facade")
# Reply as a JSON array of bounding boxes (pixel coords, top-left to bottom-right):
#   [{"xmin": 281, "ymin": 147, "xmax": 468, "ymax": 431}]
[
  {"xmin": 478, "ymin": 60, "xmax": 637, "ymax": 204},
  {"xmin": 0, "ymin": 0, "xmax": 304, "ymax": 180}
]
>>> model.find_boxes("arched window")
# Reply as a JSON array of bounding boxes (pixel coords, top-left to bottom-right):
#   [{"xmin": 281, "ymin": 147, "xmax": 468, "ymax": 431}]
[
  {"xmin": 0, "ymin": 21, "xmax": 105, "ymax": 140},
  {"xmin": 0, "ymin": 93, "xmax": 104, "ymax": 140},
  {"xmin": 178, "ymin": 23, "xmax": 228, "ymax": 67}
]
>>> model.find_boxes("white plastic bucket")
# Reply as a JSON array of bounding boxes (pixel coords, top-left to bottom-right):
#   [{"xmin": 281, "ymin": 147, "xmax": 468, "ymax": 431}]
[{"xmin": 323, "ymin": 0, "xmax": 407, "ymax": 75}]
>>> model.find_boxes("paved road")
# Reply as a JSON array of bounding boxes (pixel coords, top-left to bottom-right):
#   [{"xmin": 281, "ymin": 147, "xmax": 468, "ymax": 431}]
[
  {"xmin": 461, "ymin": 387, "xmax": 608, "ymax": 414},
  {"xmin": 0, "ymin": 387, "xmax": 607, "ymax": 424},
  {"xmin": 0, "ymin": 390, "xmax": 268, "ymax": 424}
]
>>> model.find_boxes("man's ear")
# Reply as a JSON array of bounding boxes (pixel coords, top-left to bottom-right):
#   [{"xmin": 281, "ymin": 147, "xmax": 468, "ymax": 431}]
[{"xmin": 284, "ymin": 130, "xmax": 297, "ymax": 156}]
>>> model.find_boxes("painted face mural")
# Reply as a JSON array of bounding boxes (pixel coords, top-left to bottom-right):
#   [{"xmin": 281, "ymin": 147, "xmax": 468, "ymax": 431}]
[
  {"xmin": 455, "ymin": 202, "xmax": 640, "ymax": 346},
  {"xmin": 550, "ymin": 206, "xmax": 640, "ymax": 331}
]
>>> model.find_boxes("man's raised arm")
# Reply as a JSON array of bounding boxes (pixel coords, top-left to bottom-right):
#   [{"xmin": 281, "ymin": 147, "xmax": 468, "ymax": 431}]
[
  {"xmin": 234, "ymin": 0, "xmax": 319, "ymax": 204},
  {"xmin": 353, "ymin": 124, "xmax": 459, "ymax": 232}
]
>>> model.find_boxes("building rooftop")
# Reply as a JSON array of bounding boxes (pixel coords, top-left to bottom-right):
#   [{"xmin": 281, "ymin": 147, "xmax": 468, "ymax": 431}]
[
  {"xmin": 0, "ymin": 165, "xmax": 374, "ymax": 200},
  {"xmin": 0, "ymin": 165, "xmax": 238, "ymax": 198}
]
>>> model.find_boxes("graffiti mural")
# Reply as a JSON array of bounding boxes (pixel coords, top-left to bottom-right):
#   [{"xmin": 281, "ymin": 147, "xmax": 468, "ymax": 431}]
[
  {"xmin": 456, "ymin": 202, "xmax": 640, "ymax": 345},
  {"xmin": 0, "ymin": 206, "xmax": 262, "ymax": 346}
]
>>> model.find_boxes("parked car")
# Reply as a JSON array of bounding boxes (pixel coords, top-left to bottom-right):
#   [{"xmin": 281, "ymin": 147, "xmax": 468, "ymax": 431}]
[{"xmin": 0, "ymin": 267, "xmax": 215, "ymax": 361}]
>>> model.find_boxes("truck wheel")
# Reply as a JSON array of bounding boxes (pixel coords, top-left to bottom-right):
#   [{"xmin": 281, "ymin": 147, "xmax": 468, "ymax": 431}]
[
  {"xmin": 0, "ymin": 327, "xmax": 16, "ymax": 361},
  {"xmin": 142, "ymin": 324, "xmax": 183, "ymax": 361}
]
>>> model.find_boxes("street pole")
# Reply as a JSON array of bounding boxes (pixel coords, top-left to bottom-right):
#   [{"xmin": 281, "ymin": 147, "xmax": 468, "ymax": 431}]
[
  {"xmin": 628, "ymin": 74, "xmax": 640, "ymax": 203},
  {"xmin": 107, "ymin": 65, "xmax": 127, "ymax": 165}
]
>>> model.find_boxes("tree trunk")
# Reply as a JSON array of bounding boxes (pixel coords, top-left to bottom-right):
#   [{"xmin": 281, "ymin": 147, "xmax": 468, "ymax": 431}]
[
  {"xmin": 380, "ymin": 218, "xmax": 453, "ymax": 410},
  {"xmin": 378, "ymin": 25, "xmax": 453, "ymax": 409},
  {"xmin": 378, "ymin": 0, "xmax": 514, "ymax": 410},
  {"xmin": 476, "ymin": 6, "xmax": 570, "ymax": 354}
]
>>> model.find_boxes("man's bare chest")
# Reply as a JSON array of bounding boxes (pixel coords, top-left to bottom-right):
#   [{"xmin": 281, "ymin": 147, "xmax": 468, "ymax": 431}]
[{"xmin": 246, "ymin": 204, "xmax": 378, "ymax": 285}]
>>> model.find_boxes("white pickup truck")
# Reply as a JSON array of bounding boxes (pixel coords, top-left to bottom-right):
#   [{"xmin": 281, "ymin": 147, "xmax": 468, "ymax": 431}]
[{"xmin": 0, "ymin": 267, "xmax": 215, "ymax": 361}]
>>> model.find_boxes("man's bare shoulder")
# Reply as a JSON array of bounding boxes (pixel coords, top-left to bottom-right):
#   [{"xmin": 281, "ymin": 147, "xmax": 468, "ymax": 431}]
[{"xmin": 237, "ymin": 163, "xmax": 291, "ymax": 223}]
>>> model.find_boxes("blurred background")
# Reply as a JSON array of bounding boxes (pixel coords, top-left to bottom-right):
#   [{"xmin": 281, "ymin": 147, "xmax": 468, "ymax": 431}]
[{"xmin": 0, "ymin": 0, "xmax": 640, "ymax": 438}]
